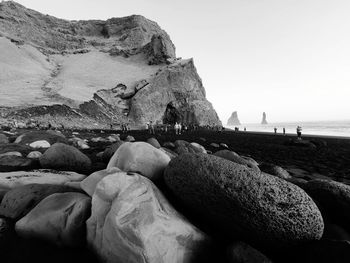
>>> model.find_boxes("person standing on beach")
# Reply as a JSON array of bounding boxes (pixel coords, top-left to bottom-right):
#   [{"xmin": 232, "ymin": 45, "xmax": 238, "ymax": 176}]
[
  {"xmin": 283, "ymin": 127, "xmax": 286, "ymax": 135},
  {"xmin": 296, "ymin": 126, "xmax": 302, "ymax": 140},
  {"xmin": 274, "ymin": 127, "xmax": 277, "ymax": 134}
]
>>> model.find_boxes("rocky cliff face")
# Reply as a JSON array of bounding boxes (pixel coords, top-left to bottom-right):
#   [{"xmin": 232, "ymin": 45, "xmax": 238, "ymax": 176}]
[
  {"xmin": 261, "ymin": 112, "xmax": 268, "ymax": 125},
  {"xmin": 0, "ymin": 1, "xmax": 221, "ymax": 128},
  {"xmin": 227, "ymin": 111, "xmax": 241, "ymax": 126}
]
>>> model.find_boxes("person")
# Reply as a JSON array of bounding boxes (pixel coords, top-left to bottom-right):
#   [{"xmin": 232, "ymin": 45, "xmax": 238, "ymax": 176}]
[
  {"xmin": 149, "ymin": 121, "xmax": 155, "ymax": 135},
  {"xmin": 296, "ymin": 126, "xmax": 302, "ymax": 140},
  {"xmin": 274, "ymin": 127, "xmax": 277, "ymax": 134},
  {"xmin": 178, "ymin": 122, "xmax": 182, "ymax": 134},
  {"xmin": 174, "ymin": 122, "xmax": 179, "ymax": 135},
  {"xmin": 283, "ymin": 127, "xmax": 286, "ymax": 135},
  {"xmin": 244, "ymin": 127, "xmax": 246, "ymax": 132}
]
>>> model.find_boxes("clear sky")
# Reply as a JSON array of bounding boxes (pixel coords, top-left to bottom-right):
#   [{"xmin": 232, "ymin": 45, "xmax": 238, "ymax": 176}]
[{"xmin": 12, "ymin": 0, "xmax": 350, "ymax": 123}]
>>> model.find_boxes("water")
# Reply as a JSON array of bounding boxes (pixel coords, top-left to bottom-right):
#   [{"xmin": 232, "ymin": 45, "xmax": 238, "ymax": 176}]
[{"xmin": 226, "ymin": 120, "xmax": 350, "ymax": 138}]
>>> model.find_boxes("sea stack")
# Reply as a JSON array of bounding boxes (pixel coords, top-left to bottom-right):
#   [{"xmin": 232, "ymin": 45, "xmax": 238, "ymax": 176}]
[
  {"xmin": 261, "ymin": 112, "xmax": 268, "ymax": 125},
  {"xmin": 227, "ymin": 111, "xmax": 241, "ymax": 126}
]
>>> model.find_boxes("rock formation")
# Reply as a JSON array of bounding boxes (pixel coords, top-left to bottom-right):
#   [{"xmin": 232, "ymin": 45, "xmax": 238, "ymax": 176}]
[
  {"xmin": 227, "ymin": 111, "xmax": 241, "ymax": 126},
  {"xmin": 0, "ymin": 1, "xmax": 221, "ymax": 128},
  {"xmin": 261, "ymin": 112, "xmax": 268, "ymax": 125}
]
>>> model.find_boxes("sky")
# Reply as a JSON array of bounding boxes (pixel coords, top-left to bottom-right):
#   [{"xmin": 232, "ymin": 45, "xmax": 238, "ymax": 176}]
[{"xmin": 12, "ymin": 0, "xmax": 350, "ymax": 124}]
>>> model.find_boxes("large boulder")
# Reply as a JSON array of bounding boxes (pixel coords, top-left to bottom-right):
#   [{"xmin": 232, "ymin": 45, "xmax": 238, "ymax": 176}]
[
  {"xmin": 87, "ymin": 171, "xmax": 210, "ymax": 263},
  {"xmin": 146, "ymin": 137, "xmax": 161, "ymax": 149},
  {"xmin": 15, "ymin": 131, "xmax": 67, "ymax": 145},
  {"xmin": 0, "ymin": 143, "xmax": 33, "ymax": 156},
  {"xmin": 259, "ymin": 162, "xmax": 292, "ymax": 180},
  {"xmin": 164, "ymin": 153, "xmax": 324, "ymax": 248},
  {"xmin": 0, "ymin": 170, "xmax": 86, "ymax": 189},
  {"xmin": 107, "ymin": 142, "xmax": 170, "ymax": 180},
  {"xmin": 214, "ymin": 150, "xmax": 259, "ymax": 171},
  {"xmin": 39, "ymin": 143, "xmax": 91, "ymax": 174},
  {"xmin": 173, "ymin": 140, "xmax": 203, "ymax": 155},
  {"xmin": 303, "ymin": 179, "xmax": 350, "ymax": 231},
  {"xmin": 101, "ymin": 141, "xmax": 124, "ymax": 163},
  {"xmin": 16, "ymin": 192, "xmax": 91, "ymax": 247},
  {"xmin": 0, "ymin": 184, "xmax": 80, "ymax": 220}
]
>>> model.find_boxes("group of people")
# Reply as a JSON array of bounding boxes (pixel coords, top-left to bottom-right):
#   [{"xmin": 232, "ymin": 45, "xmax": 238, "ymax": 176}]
[
  {"xmin": 273, "ymin": 126, "xmax": 302, "ymax": 139},
  {"xmin": 146, "ymin": 121, "xmax": 190, "ymax": 135}
]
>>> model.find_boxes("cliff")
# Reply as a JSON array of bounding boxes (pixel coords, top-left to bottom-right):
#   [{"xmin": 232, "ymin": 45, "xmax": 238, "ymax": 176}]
[
  {"xmin": 227, "ymin": 111, "xmax": 241, "ymax": 126},
  {"xmin": 0, "ymin": 1, "xmax": 221, "ymax": 128},
  {"xmin": 261, "ymin": 112, "xmax": 268, "ymax": 125}
]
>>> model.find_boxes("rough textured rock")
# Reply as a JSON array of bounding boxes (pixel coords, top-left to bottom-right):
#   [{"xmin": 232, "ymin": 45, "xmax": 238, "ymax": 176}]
[
  {"xmin": 87, "ymin": 171, "xmax": 210, "ymax": 263},
  {"xmin": 107, "ymin": 142, "xmax": 170, "ymax": 180},
  {"xmin": 39, "ymin": 143, "xmax": 91, "ymax": 173},
  {"xmin": 0, "ymin": 155, "xmax": 38, "ymax": 172},
  {"xmin": 101, "ymin": 141, "xmax": 125, "ymax": 163},
  {"xmin": 303, "ymin": 179, "xmax": 350, "ymax": 231},
  {"xmin": 259, "ymin": 162, "xmax": 291, "ymax": 180},
  {"xmin": 16, "ymin": 192, "xmax": 91, "ymax": 247},
  {"xmin": 0, "ymin": 170, "xmax": 86, "ymax": 189},
  {"xmin": 29, "ymin": 140, "xmax": 51, "ymax": 149},
  {"xmin": 227, "ymin": 111, "xmax": 241, "ymax": 126},
  {"xmin": 27, "ymin": 151, "xmax": 42, "ymax": 159},
  {"xmin": 227, "ymin": 242, "xmax": 272, "ymax": 263},
  {"xmin": 164, "ymin": 153, "xmax": 324, "ymax": 248},
  {"xmin": 173, "ymin": 140, "xmax": 203, "ymax": 155},
  {"xmin": 0, "ymin": 143, "xmax": 33, "ymax": 156},
  {"xmin": 190, "ymin": 142, "xmax": 207, "ymax": 153},
  {"xmin": 0, "ymin": 183, "xmax": 79, "ymax": 220}
]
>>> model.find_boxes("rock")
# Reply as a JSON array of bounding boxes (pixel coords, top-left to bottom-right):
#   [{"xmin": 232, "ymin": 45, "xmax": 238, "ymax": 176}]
[
  {"xmin": 164, "ymin": 153, "xmax": 324, "ymax": 248},
  {"xmin": 0, "ymin": 143, "xmax": 33, "ymax": 156},
  {"xmin": 125, "ymin": 135, "xmax": 135, "ymax": 142},
  {"xmin": 0, "ymin": 151, "xmax": 22, "ymax": 157},
  {"xmin": 214, "ymin": 150, "xmax": 260, "ymax": 171},
  {"xmin": 0, "ymin": 184, "xmax": 80, "ymax": 220},
  {"xmin": 0, "ymin": 188, "xmax": 8, "ymax": 202},
  {"xmin": 29, "ymin": 140, "xmax": 51, "ymax": 149},
  {"xmin": 107, "ymin": 142, "xmax": 170, "ymax": 180},
  {"xmin": 163, "ymin": 141, "xmax": 175, "ymax": 149},
  {"xmin": 146, "ymin": 137, "xmax": 161, "ymax": 148},
  {"xmin": 199, "ymin": 137, "xmax": 206, "ymax": 142},
  {"xmin": 173, "ymin": 140, "xmax": 203, "ymax": 155},
  {"xmin": 80, "ymin": 167, "xmax": 121, "ymax": 197},
  {"xmin": 145, "ymin": 34, "xmax": 176, "ymax": 65},
  {"xmin": 39, "ymin": 143, "xmax": 92, "ymax": 174},
  {"xmin": 87, "ymin": 171, "xmax": 210, "ymax": 263},
  {"xmin": 210, "ymin": 143, "xmax": 220, "ymax": 148},
  {"xmin": 159, "ymin": 147, "xmax": 178, "ymax": 159},
  {"xmin": 220, "ymin": 143, "xmax": 229, "ymax": 149},
  {"xmin": 46, "ymin": 130, "xmax": 65, "ymax": 138},
  {"xmin": 190, "ymin": 142, "xmax": 207, "ymax": 153},
  {"xmin": 0, "ymin": 170, "xmax": 86, "ymax": 189},
  {"xmin": 227, "ymin": 241, "xmax": 273, "ymax": 263},
  {"xmin": 259, "ymin": 163, "xmax": 292, "ymax": 180},
  {"xmin": 69, "ymin": 137, "xmax": 90, "ymax": 149},
  {"xmin": 91, "ymin": 137, "xmax": 105, "ymax": 143},
  {"xmin": 16, "ymin": 192, "xmax": 91, "ymax": 247},
  {"xmin": 302, "ymin": 179, "xmax": 350, "ymax": 231},
  {"xmin": 15, "ymin": 131, "xmax": 67, "ymax": 145},
  {"xmin": 0, "ymin": 155, "xmax": 38, "ymax": 172},
  {"xmin": 0, "ymin": 134, "xmax": 9, "ymax": 144},
  {"xmin": 106, "ymin": 134, "xmax": 120, "ymax": 143},
  {"xmin": 261, "ymin": 112, "xmax": 268, "ymax": 125},
  {"xmin": 241, "ymin": 156, "xmax": 259, "ymax": 166},
  {"xmin": 227, "ymin": 111, "xmax": 241, "ymax": 126},
  {"xmin": 27, "ymin": 151, "xmax": 42, "ymax": 159},
  {"xmin": 101, "ymin": 141, "xmax": 124, "ymax": 163}
]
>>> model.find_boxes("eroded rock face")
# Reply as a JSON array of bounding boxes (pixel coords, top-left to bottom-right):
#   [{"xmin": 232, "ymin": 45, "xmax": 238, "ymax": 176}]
[
  {"xmin": 227, "ymin": 111, "xmax": 241, "ymax": 126},
  {"xmin": 87, "ymin": 171, "xmax": 210, "ymax": 263},
  {"xmin": 164, "ymin": 153, "xmax": 324, "ymax": 248}
]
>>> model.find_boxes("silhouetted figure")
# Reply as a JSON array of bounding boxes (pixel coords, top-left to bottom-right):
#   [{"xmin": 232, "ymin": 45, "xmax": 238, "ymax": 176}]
[
  {"xmin": 296, "ymin": 126, "xmax": 302, "ymax": 140},
  {"xmin": 149, "ymin": 121, "xmax": 155, "ymax": 135},
  {"xmin": 283, "ymin": 127, "xmax": 286, "ymax": 135},
  {"xmin": 244, "ymin": 127, "xmax": 246, "ymax": 131},
  {"xmin": 274, "ymin": 127, "xmax": 277, "ymax": 134}
]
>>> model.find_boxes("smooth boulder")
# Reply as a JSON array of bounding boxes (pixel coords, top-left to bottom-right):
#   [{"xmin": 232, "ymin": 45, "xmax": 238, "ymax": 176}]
[
  {"xmin": 101, "ymin": 141, "xmax": 124, "ymax": 163},
  {"xmin": 107, "ymin": 142, "xmax": 170, "ymax": 180},
  {"xmin": 87, "ymin": 171, "xmax": 210, "ymax": 263},
  {"xmin": 0, "ymin": 155, "xmax": 37, "ymax": 172},
  {"xmin": 164, "ymin": 153, "xmax": 324, "ymax": 248},
  {"xmin": 15, "ymin": 131, "xmax": 67, "ymax": 145},
  {"xmin": 40, "ymin": 143, "xmax": 91, "ymax": 174},
  {"xmin": 147, "ymin": 137, "xmax": 161, "ymax": 149},
  {"xmin": 214, "ymin": 150, "xmax": 259, "ymax": 171},
  {"xmin": 16, "ymin": 192, "xmax": 91, "ymax": 247}
]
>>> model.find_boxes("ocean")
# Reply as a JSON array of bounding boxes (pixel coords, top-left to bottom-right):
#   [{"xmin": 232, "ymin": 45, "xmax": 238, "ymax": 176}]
[{"xmin": 226, "ymin": 121, "xmax": 350, "ymax": 138}]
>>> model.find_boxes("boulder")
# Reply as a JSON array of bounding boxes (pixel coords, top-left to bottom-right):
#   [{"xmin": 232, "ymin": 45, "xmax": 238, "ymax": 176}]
[
  {"xmin": 303, "ymin": 179, "xmax": 350, "ymax": 231},
  {"xmin": 0, "ymin": 184, "xmax": 80, "ymax": 220},
  {"xmin": 0, "ymin": 143, "xmax": 33, "ymax": 156},
  {"xmin": 163, "ymin": 141, "xmax": 175, "ymax": 149},
  {"xmin": 164, "ymin": 153, "xmax": 324, "ymax": 248},
  {"xmin": 220, "ymin": 143, "xmax": 229, "ymax": 149},
  {"xmin": 227, "ymin": 241, "xmax": 272, "ymax": 263},
  {"xmin": 107, "ymin": 142, "xmax": 170, "ymax": 180},
  {"xmin": 39, "ymin": 143, "xmax": 91, "ymax": 174},
  {"xmin": 209, "ymin": 143, "xmax": 220, "ymax": 148},
  {"xmin": 0, "ymin": 155, "xmax": 38, "ymax": 172},
  {"xmin": 259, "ymin": 163, "xmax": 292, "ymax": 180},
  {"xmin": 0, "ymin": 151, "xmax": 22, "ymax": 157},
  {"xmin": 80, "ymin": 167, "xmax": 121, "ymax": 197},
  {"xmin": 101, "ymin": 141, "xmax": 124, "ymax": 163},
  {"xmin": 214, "ymin": 150, "xmax": 260, "ymax": 171},
  {"xmin": 69, "ymin": 137, "xmax": 90, "ymax": 149},
  {"xmin": 0, "ymin": 217, "xmax": 12, "ymax": 247},
  {"xmin": 146, "ymin": 137, "xmax": 161, "ymax": 149},
  {"xmin": 125, "ymin": 135, "xmax": 135, "ymax": 142},
  {"xmin": 173, "ymin": 140, "xmax": 203, "ymax": 155},
  {"xmin": 87, "ymin": 171, "xmax": 210, "ymax": 263},
  {"xmin": 0, "ymin": 170, "xmax": 86, "ymax": 189},
  {"xmin": 0, "ymin": 134, "xmax": 9, "ymax": 144},
  {"xmin": 27, "ymin": 151, "xmax": 42, "ymax": 159},
  {"xmin": 15, "ymin": 131, "xmax": 67, "ymax": 145},
  {"xmin": 159, "ymin": 147, "xmax": 178, "ymax": 159},
  {"xmin": 190, "ymin": 142, "xmax": 207, "ymax": 153},
  {"xmin": 16, "ymin": 192, "xmax": 91, "ymax": 247},
  {"xmin": 29, "ymin": 140, "xmax": 51, "ymax": 149}
]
